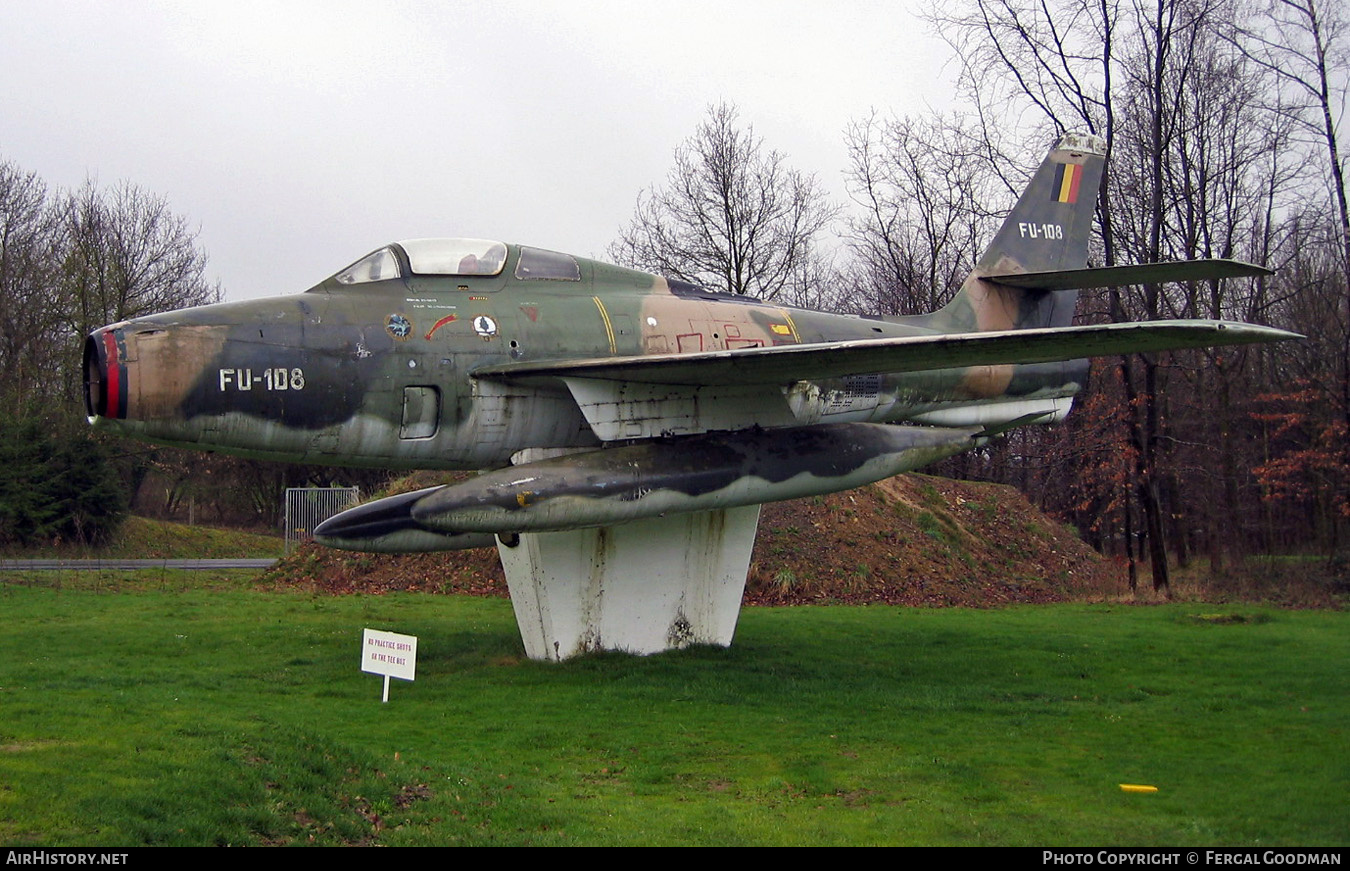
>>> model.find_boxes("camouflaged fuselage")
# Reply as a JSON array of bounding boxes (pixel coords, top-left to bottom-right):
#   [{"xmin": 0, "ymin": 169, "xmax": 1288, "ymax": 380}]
[{"xmin": 85, "ymin": 253, "xmax": 1085, "ymax": 470}]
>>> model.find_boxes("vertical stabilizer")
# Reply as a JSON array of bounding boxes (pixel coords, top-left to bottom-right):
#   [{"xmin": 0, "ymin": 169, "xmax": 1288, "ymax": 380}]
[{"xmin": 923, "ymin": 131, "xmax": 1107, "ymax": 333}]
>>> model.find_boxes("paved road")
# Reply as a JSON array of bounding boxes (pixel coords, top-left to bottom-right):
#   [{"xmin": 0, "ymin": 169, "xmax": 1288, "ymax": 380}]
[{"xmin": 0, "ymin": 558, "xmax": 278, "ymax": 571}]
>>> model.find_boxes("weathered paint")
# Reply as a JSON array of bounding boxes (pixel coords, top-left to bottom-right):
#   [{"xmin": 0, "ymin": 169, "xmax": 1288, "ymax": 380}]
[
  {"xmin": 314, "ymin": 423, "xmax": 977, "ymax": 550},
  {"xmin": 412, "ymin": 423, "xmax": 978, "ymax": 535},
  {"xmin": 84, "ymin": 133, "xmax": 1113, "ymax": 468},
  {"xmin": 312, "ymin": 486, "xmax": 497, "ymax": 553}
]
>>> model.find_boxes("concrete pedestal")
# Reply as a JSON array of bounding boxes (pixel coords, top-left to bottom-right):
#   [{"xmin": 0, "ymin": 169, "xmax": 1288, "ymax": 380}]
[{"xmin": 497, "ymin": 506, "xmax": 761, "ymax": 661}]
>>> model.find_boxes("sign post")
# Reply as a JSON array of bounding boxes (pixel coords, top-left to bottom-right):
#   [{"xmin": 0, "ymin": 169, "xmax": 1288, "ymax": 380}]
[{"xmin": 360, "ymin": 628, "xmax": 417, "ymax": 702}]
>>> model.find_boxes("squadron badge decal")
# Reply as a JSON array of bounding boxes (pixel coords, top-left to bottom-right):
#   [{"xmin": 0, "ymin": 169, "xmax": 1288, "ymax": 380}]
[
  {"xmin": 473, "ymin": 315, "xmax": 498, "ymax": 339},
  {"xmin": 386, "ymin": 313, "xmax": 412, "ymax": 340}
]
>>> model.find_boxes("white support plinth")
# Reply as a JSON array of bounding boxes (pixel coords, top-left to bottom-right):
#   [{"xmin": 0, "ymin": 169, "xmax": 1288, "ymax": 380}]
[{"xmin": 497, "ymin": 505, "xmax": 761, "ymax": 661}]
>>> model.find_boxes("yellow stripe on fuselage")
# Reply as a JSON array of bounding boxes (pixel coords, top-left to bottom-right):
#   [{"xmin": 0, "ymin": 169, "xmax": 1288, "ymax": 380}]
[{"xmin": 592, "ymin": 296, "xmax": 617, "ymax": 354}]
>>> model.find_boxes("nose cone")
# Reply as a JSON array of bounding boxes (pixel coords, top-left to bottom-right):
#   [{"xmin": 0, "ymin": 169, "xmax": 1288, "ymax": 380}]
[
  {"xmin": 82, "ymin": 295, "xmax": 368, "ymax": 464},
  {"xmin": 84, "ymin": 319, "xmax": 229, "ymax": 427}
]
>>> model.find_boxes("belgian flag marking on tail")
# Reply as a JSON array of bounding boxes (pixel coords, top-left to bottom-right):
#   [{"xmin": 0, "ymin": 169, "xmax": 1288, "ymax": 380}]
[{"xmin": 1051, "ymin": 163, "xmax": 1083, "ymax": 203}]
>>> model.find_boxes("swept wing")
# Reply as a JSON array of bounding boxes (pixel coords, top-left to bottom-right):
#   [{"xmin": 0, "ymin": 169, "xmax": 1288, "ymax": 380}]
[{"xmin": 472, "ymin": 319, "xmax": 1297, "ymax": 388}]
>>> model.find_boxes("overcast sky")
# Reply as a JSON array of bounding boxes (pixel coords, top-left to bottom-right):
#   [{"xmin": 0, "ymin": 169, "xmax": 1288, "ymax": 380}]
[{"xmin": 1, "ymin": 0, "xmax": 958, "ymax": 301}]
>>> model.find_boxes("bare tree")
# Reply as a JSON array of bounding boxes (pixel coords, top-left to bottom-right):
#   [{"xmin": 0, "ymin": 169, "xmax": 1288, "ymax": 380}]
[
  {"xmin": 843, "ymin": 111, "xmax": 1003, "ymax": 315},
  {"xmin": 42, "ymin": 179, "xmax": 220, "ymax": 412},
  {"xmin": 0, "ymin": 161, "xmax": 63, "ymax": 400},
  {"xmin": 0, "ymin": 159, "xmax": 223, "ymax": 544},
  {"xmin": 61, "ymin": 179, "xmax": 220, "ymax": 342},
  {"xmin": 1229, "ymin": 1, "xmax": 1347, "ymax": 273},
  {"xmin": 610, "ymin": 102, "xmax": 837, "ymax": 299},
  {"xmin": 925, "ymin": 0, "xmax": 1339, "ymax": 586},
  {"xmin": 1229, "ymin": 2, "xmax": 1350, "ymax": 543}
]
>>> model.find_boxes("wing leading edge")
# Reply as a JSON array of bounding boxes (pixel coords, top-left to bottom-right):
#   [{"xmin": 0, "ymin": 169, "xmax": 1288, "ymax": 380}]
[{"xmin": 472, "ymin": 320, "xmax": 1299, "ymax": 388}]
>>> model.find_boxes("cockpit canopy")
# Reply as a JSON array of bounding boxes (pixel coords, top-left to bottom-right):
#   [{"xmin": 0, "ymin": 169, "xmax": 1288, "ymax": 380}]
[{"xmin": 335, "ymin": 238, "xmax": 508, "ymax": 285}]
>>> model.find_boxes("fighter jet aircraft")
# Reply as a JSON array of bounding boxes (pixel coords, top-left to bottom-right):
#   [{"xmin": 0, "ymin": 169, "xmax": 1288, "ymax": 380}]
[{"xmin": 84, "ymin": 132, "xmax": 1295, "ymax": 659}]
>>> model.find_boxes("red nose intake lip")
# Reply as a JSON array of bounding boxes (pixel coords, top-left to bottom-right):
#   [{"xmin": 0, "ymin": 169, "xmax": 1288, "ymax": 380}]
[{"xmin": 84, "ymin": 329, "xmax": 127, "ymax": 419}]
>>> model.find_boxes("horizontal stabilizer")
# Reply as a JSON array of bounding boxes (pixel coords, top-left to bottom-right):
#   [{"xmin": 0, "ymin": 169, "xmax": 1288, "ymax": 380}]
[
  {"xmin": 987, "ymin": 259, "xmax": 1272, "ymax": 291},
  {"xmin": 474, "ymin": 320, "xmax": 1299, "ymax": 387}
]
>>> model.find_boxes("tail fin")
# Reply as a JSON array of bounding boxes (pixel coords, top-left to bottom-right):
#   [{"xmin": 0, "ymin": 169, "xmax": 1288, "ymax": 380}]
[{"xmin": 921, "ymin": 131, "xmax": 1107, "ymax": 333}]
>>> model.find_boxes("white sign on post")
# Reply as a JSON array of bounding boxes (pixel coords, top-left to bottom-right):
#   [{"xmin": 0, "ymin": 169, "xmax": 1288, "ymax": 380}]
[{"xmin": 361, "ymin": 628, "xmax": 418, "ymax": 702}]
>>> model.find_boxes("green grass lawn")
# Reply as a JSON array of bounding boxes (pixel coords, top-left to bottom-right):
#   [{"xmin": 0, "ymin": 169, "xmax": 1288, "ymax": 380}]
[{"xmin": 0, "ymin": 576, "xmax": 1345, "ymax": 846}]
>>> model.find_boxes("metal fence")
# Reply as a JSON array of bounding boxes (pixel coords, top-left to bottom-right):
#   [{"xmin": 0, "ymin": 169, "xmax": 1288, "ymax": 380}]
[{"xmin": 285, "ymin": 487, "xmax": 361, "ymax": 554}]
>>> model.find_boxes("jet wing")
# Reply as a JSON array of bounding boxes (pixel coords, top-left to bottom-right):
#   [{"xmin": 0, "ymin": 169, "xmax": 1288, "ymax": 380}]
[
  {"xmin": 472, "ymin": 320, "xmax": 1298, "ymax": 388},
  {"xmin": 986, "ymin": 259, "xmax": 1272, "ymax": 291}
]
